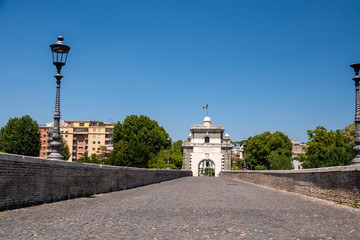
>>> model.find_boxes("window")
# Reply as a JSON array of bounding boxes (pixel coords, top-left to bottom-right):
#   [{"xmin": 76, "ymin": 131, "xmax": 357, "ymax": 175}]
[
  {"xmin": 205, "ymin": 137, "xmax": 210, "ymax": 143},
  {"xmin": 98, "ymin": 135, "xmax": 101, "ymax": 138},
  {"xmin": 79, "ymin": 140, "xmax": 83, "ymax": 142},
  {"xmin": 93, "ymin": 135, "xmax": 96, "ymax": 138},
  {"xmin": 79, "ymin": 123, "xmax": 85, "ymax": 126},
  {"xmin": 65, "ymin": 135, "xmax": 68, "ymax": 138},
  {"xmin": 44, "ymin": 134, "xmax": 46, "ymax": 137},
  {"xmin": 97, "ymin": 148, "xmax": 100, "ymax": 151},
  {"xmin": 97, "ymin": 141, "xmax": 100, "ymax": 144},
  {"xmin": 93, "ymin": 141, "xmax": 96, "ymax": 144},
  {"xmin": 92, "ymin": 148, "xmax": 95, "ymax": 151}
]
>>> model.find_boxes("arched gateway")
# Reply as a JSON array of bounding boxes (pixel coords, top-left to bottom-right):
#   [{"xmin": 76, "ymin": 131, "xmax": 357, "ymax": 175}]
[
  {"xmin": 198, "ymin": 159, "xmax": 215, "ymax": 177},
  {"xmin": 182, "ymin": 116, "xmax": 232, "ymax": 177}
]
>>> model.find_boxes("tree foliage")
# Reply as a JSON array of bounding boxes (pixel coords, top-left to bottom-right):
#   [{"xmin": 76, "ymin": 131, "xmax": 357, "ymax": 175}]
[
  {"xmin": 268, "ymin": 151, "xmax": 292, "ymax": 170},
  {"xmin": 108, "ymin": 115, "xmax": 177, "ymax": 168},
  {"xmin": 148, "ymin": 140, "xmax": 183, "ymax": 169},
  {"xmin": 77, "ymin": 146, "xmax": 109, "ymax": 165},
  {"xmin": 0, "ymin": 115, "xmax": 41, "ymax": 156},
  {"xmin": 77, "ymin": 153, "xmax": 101, "ymax": 164},
  {"xmin": 245, "ymin": 131, "xmax": 292, "ymax": 170},
  {"xmin": 113, "ymin": 115, "xmax": 169, "ymax": 155},
  {"xmin": 301, "ymin": 125, "xmax": 354, "ymax": 168},
  {"xmin": 59, "ymin": 136, "xmax": 71, "ymax": 160},
  {"xmin": 342, "ymin": 122, "xmax": 355, "ymax": 145}
]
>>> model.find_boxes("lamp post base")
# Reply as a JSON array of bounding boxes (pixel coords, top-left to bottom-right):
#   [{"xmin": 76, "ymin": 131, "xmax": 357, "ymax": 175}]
[
  {"xmin": 47, "ymin": 152, "xmax": 64, "ymax": 160},
  {"xmin": 351, "ymin": 158, "xmax": 360, "ymax": 165}
]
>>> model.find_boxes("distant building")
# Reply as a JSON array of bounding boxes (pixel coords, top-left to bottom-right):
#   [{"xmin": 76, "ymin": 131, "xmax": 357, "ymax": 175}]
[
  {"xmin": 232, "ymin": 145, "xmax": 244, "ymax": 159},
  {"xmin": 39, "ymin": 120, "xmax": 115, "ymax": 161},
  {"xmin": 291, "ymin": 141, "xmax": 307, "ymax": 170},
  {"xmin": 182, "ymin": 116, "xmax": 233, "ymax": 177}
]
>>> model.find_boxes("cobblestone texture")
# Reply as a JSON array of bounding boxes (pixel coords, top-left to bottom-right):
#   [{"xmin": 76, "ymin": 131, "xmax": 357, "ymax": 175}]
[{"xmin": 1, "ymin": 177, "xmax": 359, "ymax": 239}]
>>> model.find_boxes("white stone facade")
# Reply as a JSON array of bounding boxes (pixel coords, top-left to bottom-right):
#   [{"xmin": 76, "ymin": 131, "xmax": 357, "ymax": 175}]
[{"xmin": 182, "ymin": 117, "xmax": 232, "ymax": 177}]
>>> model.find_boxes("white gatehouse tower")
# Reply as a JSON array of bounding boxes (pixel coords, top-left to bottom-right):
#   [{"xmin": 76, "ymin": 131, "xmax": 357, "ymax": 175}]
[{"xmin": 182, "ymin": 116, "xmax": 232, "ymax": 177}]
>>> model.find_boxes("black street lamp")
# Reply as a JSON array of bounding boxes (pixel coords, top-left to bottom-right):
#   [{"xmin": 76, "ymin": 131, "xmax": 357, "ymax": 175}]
[
  {"xmin": 166, "ymin": 138, "xmax": 171, "ymax": 169},
  {"xmin": 351, "ymin": 63, "xmax": 360, "ymax": 165},
  {"xmin": 47, "ymin": 36, "xmax": 70, "ymax": 160}
]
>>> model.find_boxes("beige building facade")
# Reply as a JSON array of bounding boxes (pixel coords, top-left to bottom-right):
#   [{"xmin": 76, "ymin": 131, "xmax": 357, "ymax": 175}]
[{"xmin": 39, "ymin": 120, "xmax": 114, "ymax": 161}]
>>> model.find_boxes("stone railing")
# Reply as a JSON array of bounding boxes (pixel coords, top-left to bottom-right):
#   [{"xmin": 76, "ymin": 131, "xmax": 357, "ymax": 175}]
[
  {"xmin": 220, "ymin": 166, "xmax": 360, "ymax": 207},
  {"xmin": 0, "ymin": 153, "xmax": 192, "ymax": 211}
]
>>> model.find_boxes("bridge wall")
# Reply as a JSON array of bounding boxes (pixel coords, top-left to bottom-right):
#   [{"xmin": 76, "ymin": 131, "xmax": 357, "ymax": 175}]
[
  {"xmin": 220, "ymin": 166, "xmax": 360, "ymax": 207},
  {"xmin": 0, "ymin": 153, "xmax": 192, "ymax": 211}
]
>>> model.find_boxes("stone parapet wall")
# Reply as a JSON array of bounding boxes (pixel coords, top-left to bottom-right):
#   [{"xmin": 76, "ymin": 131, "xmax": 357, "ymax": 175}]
[
  {"xmin": 220, "ymin": 166, "xmax": 360, "ymax": 207},
  {"xmin": 0, "ymin": 153, "xmax": 192, "ymax": 211}
]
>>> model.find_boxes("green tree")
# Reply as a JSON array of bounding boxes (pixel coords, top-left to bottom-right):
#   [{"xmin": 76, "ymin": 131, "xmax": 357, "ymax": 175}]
[
  {"xmin": 148, "ymin": 140, "xmax": 183, "ymax": 169},
  {"xmin": 77, "ymin": 153, "xmax": 101, "ymax": 164},
  {"xmin": 96, "ymin": 145, "xmax": 108, "ymax": 165},
  {"xmin": 59, "ymin": 136, "xmax": 71, "ymax": 160},
  {"xmin": 302, "ymin": 126, "xmax": 354, "ymax": 168},
  {"xmin": 268, "ymin": 151, "xmax": 292, "ymax": 170},
  {"xmin": 109, "ymin": 140, "xmax": 131, "ymax": 166},
  {"xmin": 110, "ymin": 115, "xmax": 169, "ymax": 167},
  {"xmin": 342, "ymin": 122, "xmax": 355, "ymax": 145},
  {"xmin": 112, "ymin": 115, "xmax": 169, "ymax": 155},
  {"xmin": 245, "ymin": 131, "xmax": 292, "ymax": 169},
  {"xmin": 0, "ymin": 115, "xmax": 41, "ymax": 156},
  {"xmin": 0, "ymin": 127, "xmax": 4, "ymax": 152}
]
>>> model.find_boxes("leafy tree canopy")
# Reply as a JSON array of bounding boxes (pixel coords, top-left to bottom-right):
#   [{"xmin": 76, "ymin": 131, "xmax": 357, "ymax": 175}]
[
  {"xmin": 110, "ymin": 115, "xmax": 170, "ymax": 168},
  {"xmin": 342, "ymin": 122, "xmax": 355, "ymax": 145},
  {"xmin": 109, "ymin": 140, "xmax": 151, "ymax": 168},
  {"xmin": 148, "ymin": 140, "xmax": 183, "ymax": 169},
  {"xmin": 77, "ymin": 146, "xmax": 109, "ymax": 165},
  {"xmin": 113, "ymin": 115, "xmax": 169, "ymax": 155},
  {"xmin": 245, "ymin": 131, "xmax": 292, "ymax": 170},
  {"xmin": 301, "ymin": 125, "xmax": 354, "ymax": 168},
  {"xmin": 59, "ymin": 136, "xmax": 71, "ymax": 161},
  {"xmin": 268, "ymin": 151, "xmax": 292, "ymax": 170},
  {"xmin": 77, "ymin": 153, "xmax": 101, "ymax": 164},
  {"xmin": 0, "ymin": 115, "xmax": 41, "ymax": 156}
]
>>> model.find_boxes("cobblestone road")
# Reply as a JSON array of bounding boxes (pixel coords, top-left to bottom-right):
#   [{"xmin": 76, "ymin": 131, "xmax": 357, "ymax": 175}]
[{"xmin": 1, "ymin": 177, "xmax": 359, "ymax": 239}]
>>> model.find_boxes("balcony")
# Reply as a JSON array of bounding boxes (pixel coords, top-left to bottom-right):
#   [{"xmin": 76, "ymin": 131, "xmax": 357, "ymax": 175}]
[{"xmin": 73, "ymin": 128, "xmax": 89, "ymax": 133}]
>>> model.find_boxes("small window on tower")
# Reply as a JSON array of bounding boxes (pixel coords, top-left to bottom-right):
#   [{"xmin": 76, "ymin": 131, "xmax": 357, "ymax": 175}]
[{"xmin": 205, "ymin": 137, "xmax": 210, "ymax": 143}]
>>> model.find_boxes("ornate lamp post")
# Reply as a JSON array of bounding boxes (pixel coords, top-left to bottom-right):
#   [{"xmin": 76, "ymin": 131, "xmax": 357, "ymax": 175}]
[
  {"xmin": 47, "ymin": 36, "xmax": 70, "ymax": 160},
  {"xmin": 242, "ymin": 138, "xmax": 247, "ymax": 169},
  {"xmin": 351, "ymin": 63, "xmax": 360, "ymax": 165},
  {"xmin": 166, "ymin": 138, "xmax": 171, "ymax": 169}
]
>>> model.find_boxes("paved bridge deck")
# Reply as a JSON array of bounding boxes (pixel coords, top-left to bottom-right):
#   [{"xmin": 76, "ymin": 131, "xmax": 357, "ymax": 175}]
[{"xmin": 1, "ymin": 177, "xmax": 359, "ymax": 239}]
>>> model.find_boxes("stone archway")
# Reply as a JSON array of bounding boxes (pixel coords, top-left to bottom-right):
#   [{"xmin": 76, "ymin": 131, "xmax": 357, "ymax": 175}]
[{"xmin": 198, "ymin": 159, "xmax": 215, "ymax": 177}]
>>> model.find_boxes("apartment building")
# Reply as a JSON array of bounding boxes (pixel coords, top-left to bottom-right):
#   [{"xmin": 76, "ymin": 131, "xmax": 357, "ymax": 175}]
[{"xmin": 39, "ymin": 120, "xmax": 115, "ymax": 161}]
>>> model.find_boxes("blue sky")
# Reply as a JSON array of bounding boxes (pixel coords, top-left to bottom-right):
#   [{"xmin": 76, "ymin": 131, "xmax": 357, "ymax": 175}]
[{"xmin": 1, "ymin": 0, "xmax": 360, "ymax": 143}]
